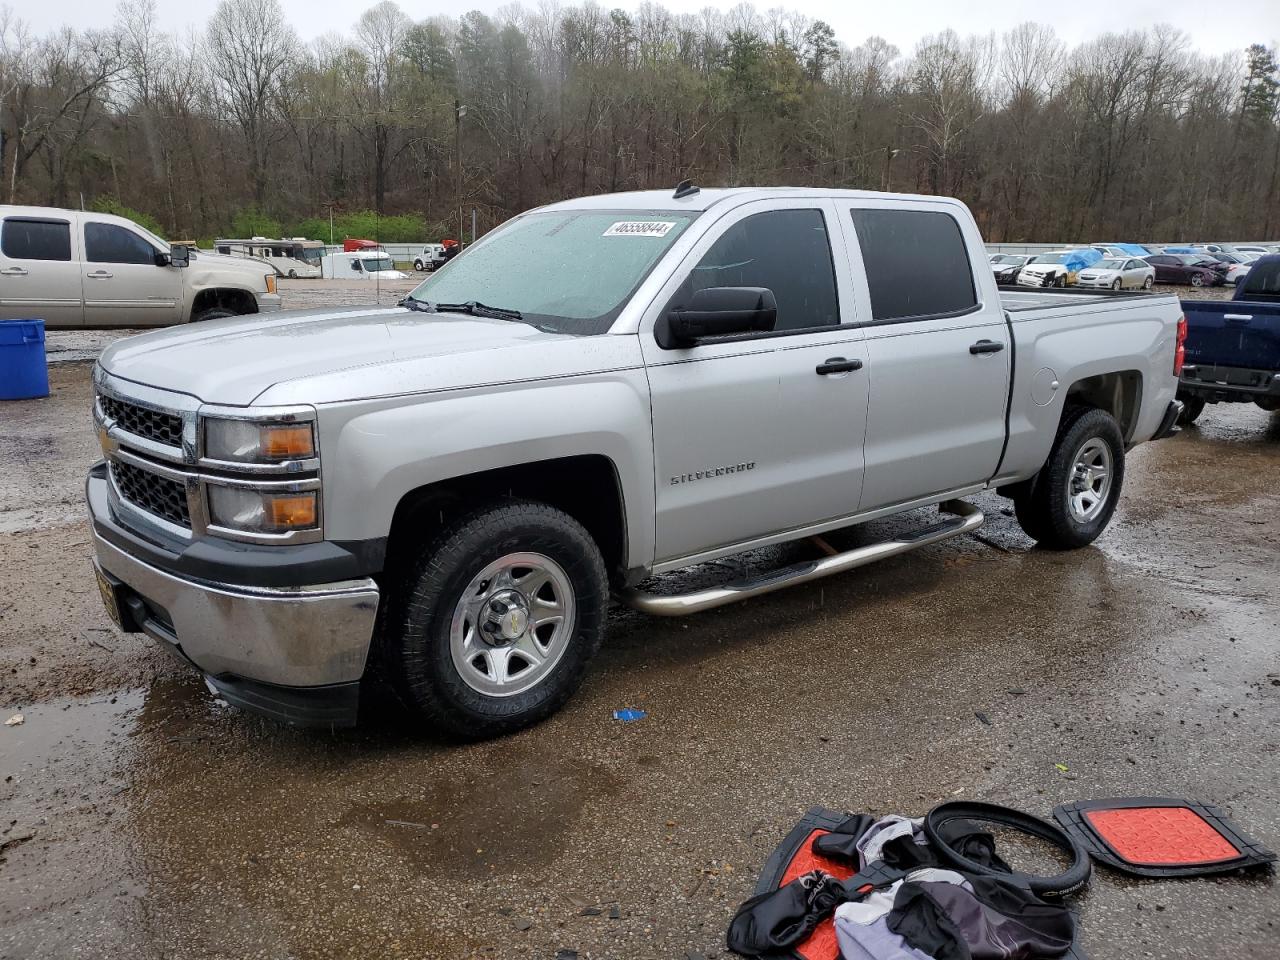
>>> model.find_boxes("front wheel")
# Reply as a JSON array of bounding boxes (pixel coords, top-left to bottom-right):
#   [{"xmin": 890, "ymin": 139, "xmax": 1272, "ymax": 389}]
[
  {"xmin": 380, "ymin": 500, "xmax": 608, "ymax": 739},
  {"xmin": 287, "ymin": 269, "xmax": 298, "ymax": 279},
  {"xmin": 1111, "ymin": 279, "xmax": 1122, "ymax": 290},
  {"xmin": 1190, "ymin": 273, "xmax": 1204, "ymax": 287},
  {"xmin": 1054, "ymin": 274, "xmax": 1066, "ymax": 288},
  {"xmin": 413, "ymin": 259, "xmax": 425, "ymax": 271},
  {"xmin": 1014, "ymin": 406, "xmax": 1125, "ymax": 550}
]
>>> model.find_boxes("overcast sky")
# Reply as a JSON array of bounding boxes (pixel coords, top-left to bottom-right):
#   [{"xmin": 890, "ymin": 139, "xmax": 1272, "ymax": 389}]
[{"xmin": 12, "ymin": 0, "xmax": 1278, "ymax": 55}]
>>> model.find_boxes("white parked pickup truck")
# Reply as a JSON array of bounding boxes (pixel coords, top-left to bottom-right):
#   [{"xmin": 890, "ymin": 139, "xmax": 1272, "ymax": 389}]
[
  {"xmin": 87, "ymin": 186, "xmax": 1185, "ymax": 735},
  {"xmin": 0, "ymin": 206, "xmax": 282, "ymax": 328}
]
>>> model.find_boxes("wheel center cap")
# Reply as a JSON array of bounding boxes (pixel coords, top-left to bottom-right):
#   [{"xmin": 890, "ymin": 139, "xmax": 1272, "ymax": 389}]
[{"xmin": 482, "ymin": 591, "xmax": 529, "ymax": 645}]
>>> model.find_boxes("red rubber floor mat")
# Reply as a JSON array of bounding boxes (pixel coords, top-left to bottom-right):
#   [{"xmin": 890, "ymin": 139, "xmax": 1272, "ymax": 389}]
[
  {"xmin": 778, "ymin": 830, "xmax": 856, "ymax": 960},
  {"xmin": 1054, "ymin": 797, "xmax": 1275, "ymax": 878}
]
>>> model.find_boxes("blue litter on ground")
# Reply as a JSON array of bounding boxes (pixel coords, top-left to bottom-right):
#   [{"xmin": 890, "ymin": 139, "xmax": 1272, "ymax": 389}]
[
  {"xmin": 0, "ymin": 319, "xmax": 49, "ymax": 400},
  {"xmin": 613, "ymin": 708, "xmax": 647, "ymax": 722}
]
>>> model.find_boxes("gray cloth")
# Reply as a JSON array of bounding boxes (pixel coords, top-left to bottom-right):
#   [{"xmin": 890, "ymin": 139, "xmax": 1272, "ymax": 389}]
[
  {"xmin": 856, "ymin": 815, "xmax": 927, "ymax": 867},
  {"xmin": 835, "ymin": 913, "xmax": 936, "ymax": 960}
]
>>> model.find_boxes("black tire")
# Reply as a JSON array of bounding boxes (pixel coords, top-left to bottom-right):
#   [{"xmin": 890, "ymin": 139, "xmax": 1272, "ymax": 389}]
[
  {"xmin": 1179, "ymin": 396, "xmax": 1206, "ymax": 425},
  {"xmin": 1013, "ymin": 405, "xmax": 1125, "ymax": 550},
  {"xmin": 190, "ymin": 308, "xmax": 237, "ymax": 323},
  {"xmin": 413, "ymin": 259, "xmax": 425, "ymax": 271},
  {"xmin": 1111, "ymin": 278, "xmax": 1122, "ymax": 290},
  {"xmin": 380, "ymin": 499, "xmax": 608, "ymax": 739},
  {"xmin": 1054, "ymin": 274, "xmax": 1066, "ymax": 288},
  {"xmin": 1190, "ymin": 272, "xmax": 1204, "ymax": 287},
  {"xmin": 287, "ymin": 268, "xmax": 298, "ymax": 279},
  {"xmin": 1143, "ymin": 275, "xmax": 1154, "ymax": 290}
]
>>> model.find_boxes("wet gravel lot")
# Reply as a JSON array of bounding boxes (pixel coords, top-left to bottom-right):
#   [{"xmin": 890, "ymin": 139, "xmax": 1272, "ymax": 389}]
[{"xmin": 2, "ymin": 280, "xmax": 1278, "ymax": 959}]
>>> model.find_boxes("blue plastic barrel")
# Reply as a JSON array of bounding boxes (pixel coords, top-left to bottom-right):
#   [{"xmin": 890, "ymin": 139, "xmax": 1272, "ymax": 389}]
[{"xmin": 0, "ymin": 319, "xmax": 50, "ymax": 400}]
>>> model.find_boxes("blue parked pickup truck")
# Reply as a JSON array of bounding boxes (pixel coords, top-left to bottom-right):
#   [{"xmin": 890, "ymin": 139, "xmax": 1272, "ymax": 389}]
[{"xmin": 1177, "ymin": 254, "xmax": 1280, "ymax": 424}]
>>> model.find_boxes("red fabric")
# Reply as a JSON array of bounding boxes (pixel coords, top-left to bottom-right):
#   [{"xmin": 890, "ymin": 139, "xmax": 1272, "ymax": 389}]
[
  {"xmin": 1085, "ymin": 807, "xmax": 1240, "ymax": 866},
  {"xmin": 778, "ymin": 830, "xmax": 858, "ymax": 960}
]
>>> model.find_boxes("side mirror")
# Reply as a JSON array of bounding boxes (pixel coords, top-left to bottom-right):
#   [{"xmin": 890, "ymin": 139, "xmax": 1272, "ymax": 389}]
[
  {"xmin": 658, "ymin": 286, "xmax": 777, "ymax": 348},
  {"xmin": 165, "ymin": 244, "xmax": 190, "ymax": 268}
]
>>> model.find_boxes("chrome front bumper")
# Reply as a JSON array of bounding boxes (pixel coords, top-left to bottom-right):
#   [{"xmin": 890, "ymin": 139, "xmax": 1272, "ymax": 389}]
[{"xmin": 89, "ymin": 476, "xmax": 379, "ymax": 690}]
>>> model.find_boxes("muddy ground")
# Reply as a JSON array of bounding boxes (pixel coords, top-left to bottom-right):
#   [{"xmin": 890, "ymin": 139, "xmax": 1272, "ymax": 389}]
[{"xmin": 2, "ymin": 280, "xmax": 1278, "ymax": 959}]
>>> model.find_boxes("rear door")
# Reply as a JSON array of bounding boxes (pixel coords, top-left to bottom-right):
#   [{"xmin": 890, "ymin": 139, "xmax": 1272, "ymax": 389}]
[
  {"xmin": 81, "ymin": 219, "xmax": 183, "ymax": 327},
  {"xmin": 642, "ymin": 200, "xmax": 870, "ymax": 564},
  {"xmin": 0, "ymin": 214, "xmax": 83, "ymax": 328},
  {"xmin": 844, "ymin": 203, "xmax": 1011, "ymax": 511}
]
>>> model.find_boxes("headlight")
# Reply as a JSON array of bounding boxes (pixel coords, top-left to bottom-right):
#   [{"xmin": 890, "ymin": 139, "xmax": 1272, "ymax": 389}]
[
  {"xmin": 265, "ymin": 274, "xmax": 277, "ymax": 294},
  {"xmin": 207, "ymin": 486, "xmax": 318, "ymax": 534},
  {"xmin": 204, "ymin": 418, "xmax": 315, "ymax": 463}
]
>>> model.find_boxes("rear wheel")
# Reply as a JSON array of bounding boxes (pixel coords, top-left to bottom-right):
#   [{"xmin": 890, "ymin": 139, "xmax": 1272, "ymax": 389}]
[
  {"xmin": 1143, "ymin": 275, "xmax": 1153, "ymax": 290},
  {"xmin": 1014, "ymin": 406, "xmax": 1125, "ymax": 550},
  {"xmin": 380, "ymin": 500, "xmax": 608, "ymax": 739}
]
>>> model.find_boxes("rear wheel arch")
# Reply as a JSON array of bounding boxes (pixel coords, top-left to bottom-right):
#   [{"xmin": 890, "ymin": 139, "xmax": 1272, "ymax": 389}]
[{"xmin": 1062, "ymin": 370, "xmax": 1143, "ymax": 443}]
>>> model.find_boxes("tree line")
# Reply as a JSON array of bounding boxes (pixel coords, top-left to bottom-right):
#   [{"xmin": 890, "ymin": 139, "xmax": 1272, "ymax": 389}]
[{"xmin": 1, "ymin": 0, "xmax": 1278, "ymax": 245}]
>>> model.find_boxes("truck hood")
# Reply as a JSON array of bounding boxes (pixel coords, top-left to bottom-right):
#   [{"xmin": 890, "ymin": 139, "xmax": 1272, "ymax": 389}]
[{"xmin": 99, "ymin": 305, "xmax": 638, "ymax": 406}]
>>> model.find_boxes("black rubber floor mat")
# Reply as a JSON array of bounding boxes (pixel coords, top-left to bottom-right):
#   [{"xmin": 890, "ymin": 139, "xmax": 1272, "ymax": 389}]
[{"xmin": 1053, "ymin": 797, "xmax": 1276, "ymax": 878}]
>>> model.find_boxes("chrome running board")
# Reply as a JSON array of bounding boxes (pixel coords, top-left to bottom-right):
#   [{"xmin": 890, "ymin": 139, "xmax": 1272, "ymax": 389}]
[{"xmin": 621, "ymin": 499, "xmax": 984, "ymax": 617}]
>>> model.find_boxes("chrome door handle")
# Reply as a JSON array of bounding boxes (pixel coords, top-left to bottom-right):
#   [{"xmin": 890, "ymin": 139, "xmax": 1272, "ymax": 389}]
[
  {"xmin": 969, "ymin": 340, "xmax": 1005, "ymax": 355},
  {"xmin": 1223, "ymin": 314, "xmax": 1252, "ymax": 324},
  {"xmin": 86, "ymin": 270, "xmax": 114, "ymax": 279},
  {"xmin": 0, "ymin": 266, "xmax": 28, "ymax": 276}
]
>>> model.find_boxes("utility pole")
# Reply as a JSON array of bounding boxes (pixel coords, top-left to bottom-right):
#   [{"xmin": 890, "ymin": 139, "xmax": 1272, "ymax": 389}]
[
  {"xmin": 455, "ymin": 100, "xmax": 467, "ymax": 245},
  {"xmin": 883, "ymin": 147, "xmax": 900, "ymax": 192}
]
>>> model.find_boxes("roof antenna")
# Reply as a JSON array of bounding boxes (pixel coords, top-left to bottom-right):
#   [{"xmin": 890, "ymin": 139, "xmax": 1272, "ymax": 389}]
[{"xmin": 673, "ymin": 179, "xmax": 699, "ymax": 200}]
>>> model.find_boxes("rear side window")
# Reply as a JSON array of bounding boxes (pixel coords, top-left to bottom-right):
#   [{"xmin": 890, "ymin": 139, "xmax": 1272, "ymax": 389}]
[
  {"xmin": 2, "ymin": 218, "xmax": 71, "ymax": 261},
  {"xmin": 667, "ymin": 209, "xmax": 840, "ymax": 332},
  {"xmin": 851, "ymin": 209, "xmax": 977, "ymax": 321},
  {"xmin": 85, "ymin": 222, "xmax": 158, "ymax": 265}
]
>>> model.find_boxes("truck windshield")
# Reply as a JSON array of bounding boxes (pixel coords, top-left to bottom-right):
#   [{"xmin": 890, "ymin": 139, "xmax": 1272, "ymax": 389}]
[{"xmin": 405, "ymin": 210, "xmax": 697, "ymax": 334}]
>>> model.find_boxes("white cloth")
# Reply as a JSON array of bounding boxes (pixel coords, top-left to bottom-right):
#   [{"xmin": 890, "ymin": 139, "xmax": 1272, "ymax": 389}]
[{"xmin": 855, "ymin": 815, "xmax": 926, "ymax": 867}]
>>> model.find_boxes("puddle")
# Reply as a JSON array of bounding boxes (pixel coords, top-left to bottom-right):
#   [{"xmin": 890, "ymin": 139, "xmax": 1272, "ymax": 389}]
[
  {"xmin": 1, "ymin": 688, "xmax": 145, "ymax": 776},
  {"xmin": 338, "ymin": 751, "xmax": 620, "ymax": 879}
]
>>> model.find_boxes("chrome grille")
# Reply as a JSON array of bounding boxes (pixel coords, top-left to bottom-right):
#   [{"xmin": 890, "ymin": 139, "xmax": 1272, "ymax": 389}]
[
  {"xmin": 100, "ymin": 395, "xmax": 184, "ymax": 448},
  {"xmin": 110, "ymin": 459, "xmax": 191, "ymax": 528}
]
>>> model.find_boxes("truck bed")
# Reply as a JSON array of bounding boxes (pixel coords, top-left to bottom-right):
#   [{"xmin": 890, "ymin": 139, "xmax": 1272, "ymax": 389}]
[{"xmin": 998, "ymin": 286, "xmax": 1170, "ymax": 313}]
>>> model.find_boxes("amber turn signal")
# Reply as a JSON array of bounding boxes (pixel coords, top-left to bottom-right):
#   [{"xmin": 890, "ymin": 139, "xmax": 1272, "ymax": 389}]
[{"xmin": 266, "ymin": 494, "xmax": 317, "ymax": 529}]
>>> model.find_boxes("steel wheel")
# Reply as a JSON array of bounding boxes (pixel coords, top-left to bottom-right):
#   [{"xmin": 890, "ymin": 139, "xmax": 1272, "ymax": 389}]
[
  {"xmin": 449, "ymin": 551, "xmax": 576, "ymax": 697},
  {"xmin": 1067, "ymin": 438, "xmax": 1113, "ymax": 523}
]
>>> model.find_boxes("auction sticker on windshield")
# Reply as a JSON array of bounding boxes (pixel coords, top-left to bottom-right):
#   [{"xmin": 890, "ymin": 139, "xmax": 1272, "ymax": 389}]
[{"xmin": 603, "ymin": 221, "xmax": 677, "ymax": 238}]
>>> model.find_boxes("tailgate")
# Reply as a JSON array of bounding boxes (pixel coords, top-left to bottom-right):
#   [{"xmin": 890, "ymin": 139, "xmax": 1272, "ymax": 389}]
[{"xmin": 1182, "ymin": 301, "xmax": 1280, "ymax": 370}]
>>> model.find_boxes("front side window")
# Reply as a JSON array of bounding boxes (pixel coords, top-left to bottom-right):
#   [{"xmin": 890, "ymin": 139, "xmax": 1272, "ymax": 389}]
[
  {"xmin": 406, "ymin": 209, "xmax": 697, "ymax": 335},
  {"xmin": 852, "ymin": 208, "xmax": 977, "ymax": 321},
  {"xmin": 2, "ymin": 218, "xmax": 71, "ymax": 261},
  {"xmin": 85, "ymin": 222, "xmax": 158, "ymax": 265},
  {"xmin": 664, "ymin": 209, "xmax": 840, "ymax": 333}
]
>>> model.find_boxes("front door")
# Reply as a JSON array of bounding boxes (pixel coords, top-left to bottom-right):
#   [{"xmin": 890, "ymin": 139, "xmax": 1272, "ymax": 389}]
[
  {"xmin": 81, "ymin": 221, "xmax": 183, "ymax": 327},
  {"xmin": 0, "ymin": 215, "xmax": 84, "ymax": 328},
  {"xmin": 642, "ymin": 201, "xmax": 869, "ymax": 564},
  {"xmin": 844, "ymin": 204, "xmax": 1011, "ymax": 511}
]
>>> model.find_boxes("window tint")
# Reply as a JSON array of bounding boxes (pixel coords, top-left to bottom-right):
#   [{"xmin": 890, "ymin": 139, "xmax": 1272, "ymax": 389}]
[
  {"xmin": 85, "ymin": 222, "xmax": 158, "ymax": 265},
  {"xmin": 851, "ymin": 208, "xmax": 976, "ymax": 321},
  {"xmin": 2, "ymin": 218, "xmax": 71, "ymax": 261},
  {"xmin": 666, "ymin": 209, "xmax": 839, "ymax": 332},
  {"xmin": 1240, "ymin": 259, "xmax": 1280, "ymax": 301}
]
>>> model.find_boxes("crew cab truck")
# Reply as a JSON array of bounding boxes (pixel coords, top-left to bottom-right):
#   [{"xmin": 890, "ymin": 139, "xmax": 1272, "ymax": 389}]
[
  {"xmin": 1177, "ymin": 254, "xmax": 1280, "ymax": 424},
  {"xmin": 0, "ymin": 206, "xmax": 282, "ymax": 328},
  {"xmin": 86, "ymin": 187, "xmax": 1184, "ymax": 736}
]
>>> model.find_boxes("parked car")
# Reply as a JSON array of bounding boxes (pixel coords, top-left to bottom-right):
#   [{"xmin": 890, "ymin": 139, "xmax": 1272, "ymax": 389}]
[
  {"xmin": 1144, "ymin": 254, "xmax": 1222, "ymax": 287},
  {"xmin": 87, "ymin": 186, "xmax": 1184, "ymax": 735},
  {"xmin": 1176, "ymin": 254, "xmax": 1280, "ymax": 423},
  {"xmin": 413, "ymin": 244, "xmax": 446, "ymax": 272},
  {"xmin": 1075, "ymin": 257, "xmax": 1155, "ymax": 290},
  {"xmin": 1235, "ymin": 245, "xmax": 1278, "ymax": 256},
  {"xmin": 319, "ymin": 251, "xmax": 408, "ymax": 280},
  {"xmin": 989, "ymin": 253, "xmax": 1030, "ymax": 284},
  {"xmin": 1181, "ymin": 254, "xmax": 1231, "ymax": 282},
  {"xmin": 1015, "ymin": 250, "xmax": 1089, "ymax": 287},
  {"xmin": 0, "ymin": 206, "xmax": 281, "ymax": 329}
]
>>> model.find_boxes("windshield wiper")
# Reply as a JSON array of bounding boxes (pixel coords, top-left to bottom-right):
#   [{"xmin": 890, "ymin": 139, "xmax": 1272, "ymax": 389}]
[
  {"xmin": 400, "ymin": 296, "xmax": 433, "ymax": 313},
  {"xmin": 433, "ymin": 300, "xmax": 525, "ymax": 322}
]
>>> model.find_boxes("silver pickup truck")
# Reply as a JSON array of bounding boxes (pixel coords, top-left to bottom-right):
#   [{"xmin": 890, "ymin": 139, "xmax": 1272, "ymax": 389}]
[{"xmin": 87, "ymin": 187, "xmax": 1185, "ymax": 735}]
